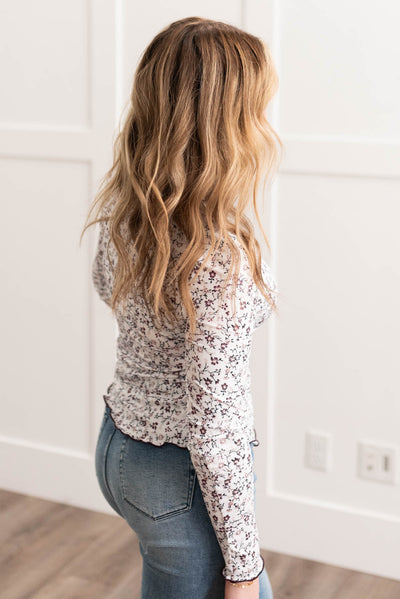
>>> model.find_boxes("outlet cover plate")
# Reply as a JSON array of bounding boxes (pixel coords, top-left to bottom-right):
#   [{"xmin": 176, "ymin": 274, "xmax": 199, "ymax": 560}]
[
  {"xmin": 357, "ymin": 440, "xmax": 397, "ymax": 484},
  {"xmin": 305, "ymin": 430, "xmax": 333, "ymax": 472}
]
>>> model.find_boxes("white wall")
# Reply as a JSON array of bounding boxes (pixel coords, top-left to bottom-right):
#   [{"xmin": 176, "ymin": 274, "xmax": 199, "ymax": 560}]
[
  {"xmin": 249, "ymin": 0, "xmax": 400, "ymax": 582},
  {"xmin": 0, "ymin": 0, "xmax": 120, "ymax": 511},
  {"xmin": 1, "ymin": 0, "xmax": 399, "ymax": 582}
]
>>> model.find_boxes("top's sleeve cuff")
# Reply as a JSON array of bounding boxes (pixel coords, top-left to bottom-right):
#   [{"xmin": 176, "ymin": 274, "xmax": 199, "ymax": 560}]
[{"xmin": 222, "ymin": 554, "xmax": 265, "ymax": 584}]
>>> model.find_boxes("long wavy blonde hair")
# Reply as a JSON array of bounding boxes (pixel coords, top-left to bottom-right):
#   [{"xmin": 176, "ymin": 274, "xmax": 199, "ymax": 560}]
[{"xmin": 80, "ymin": 16, "xmax": 283, "ymax": 338}]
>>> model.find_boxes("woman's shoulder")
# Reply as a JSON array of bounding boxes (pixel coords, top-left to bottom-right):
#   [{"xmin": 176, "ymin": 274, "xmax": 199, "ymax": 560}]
[
  {"xmin": 188, "ymin": 231, "xmax": 250, "ymax": 283},
  {"xmin": 186, "ymin": 233, "xmax": 262, "ymax": 320},
  {"xmin": 225, "ymin": 233, "xmax": 279, "ymax": 321}
]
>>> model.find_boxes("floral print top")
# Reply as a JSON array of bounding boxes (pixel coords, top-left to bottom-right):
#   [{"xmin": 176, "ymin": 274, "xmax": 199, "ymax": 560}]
[{"xmin": 92, "ymin": 215, "xmax": 278, "ymax": 583}]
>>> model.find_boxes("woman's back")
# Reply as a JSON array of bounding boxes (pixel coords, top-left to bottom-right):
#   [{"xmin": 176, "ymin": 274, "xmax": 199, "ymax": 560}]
[{"xmin": 92, "ymin": 216, "xmax": 277, "ymax": 450}]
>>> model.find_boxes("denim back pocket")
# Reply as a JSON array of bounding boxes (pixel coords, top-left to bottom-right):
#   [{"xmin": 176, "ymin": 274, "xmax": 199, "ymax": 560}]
[{"xmin": 120, "ymin": 437, "xmax": 197, "ymax": 521}]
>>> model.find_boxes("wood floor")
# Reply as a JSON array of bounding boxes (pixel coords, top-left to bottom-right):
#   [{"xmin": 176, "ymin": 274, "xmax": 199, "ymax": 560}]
[{"xmin": 1, "ymin": 489, "xmax": 399, "ymax": 599}]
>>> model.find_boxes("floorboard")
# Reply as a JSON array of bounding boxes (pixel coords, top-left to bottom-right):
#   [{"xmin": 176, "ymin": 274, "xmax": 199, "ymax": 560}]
[{"xmin": 1, "ymin": 489, "xmax": 398, "ymax": 599}]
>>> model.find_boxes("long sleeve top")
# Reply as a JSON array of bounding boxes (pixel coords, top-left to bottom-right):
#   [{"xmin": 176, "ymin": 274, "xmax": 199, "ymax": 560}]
[{"xmin": 91, "ymin": 215, "xmax": 278, "ymax": 583}]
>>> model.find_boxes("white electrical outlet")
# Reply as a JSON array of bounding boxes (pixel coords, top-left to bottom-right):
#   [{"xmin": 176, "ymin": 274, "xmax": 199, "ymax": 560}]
[
  {"xmin": 358, "ymin": 441, "xmax": 397, "ymax": 484},
  {"xmin": 305, "ymin": 430, "xmax": 333, "ymax": 472}
]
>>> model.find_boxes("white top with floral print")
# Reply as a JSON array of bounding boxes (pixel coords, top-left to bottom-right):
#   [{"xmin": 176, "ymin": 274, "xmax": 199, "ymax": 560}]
[{"xmin": 92, "ymin": 216, "xmax": 278, "ymax": 583}]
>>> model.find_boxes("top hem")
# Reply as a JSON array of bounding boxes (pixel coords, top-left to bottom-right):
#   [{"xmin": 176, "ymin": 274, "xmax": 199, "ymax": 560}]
[{"xmin": 102, "ymin": 393, "xmax": 259, "ymax": 450}]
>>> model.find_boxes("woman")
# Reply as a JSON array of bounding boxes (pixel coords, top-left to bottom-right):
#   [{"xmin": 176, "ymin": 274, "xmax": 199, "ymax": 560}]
[{"xmin": 81, "ymin": 15, "xmax": 282, "ymax": 599}]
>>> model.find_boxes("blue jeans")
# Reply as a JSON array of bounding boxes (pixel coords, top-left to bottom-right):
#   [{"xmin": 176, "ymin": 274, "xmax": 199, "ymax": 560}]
[{"xmin": 95, "ymin": 404, "xmax": 274, "ymax": 599}]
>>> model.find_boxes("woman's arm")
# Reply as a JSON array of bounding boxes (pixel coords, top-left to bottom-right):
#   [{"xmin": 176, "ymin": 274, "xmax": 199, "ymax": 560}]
[{"xmin": 183, "ymin": 249, "xmax": 264, "ymax": 584}]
